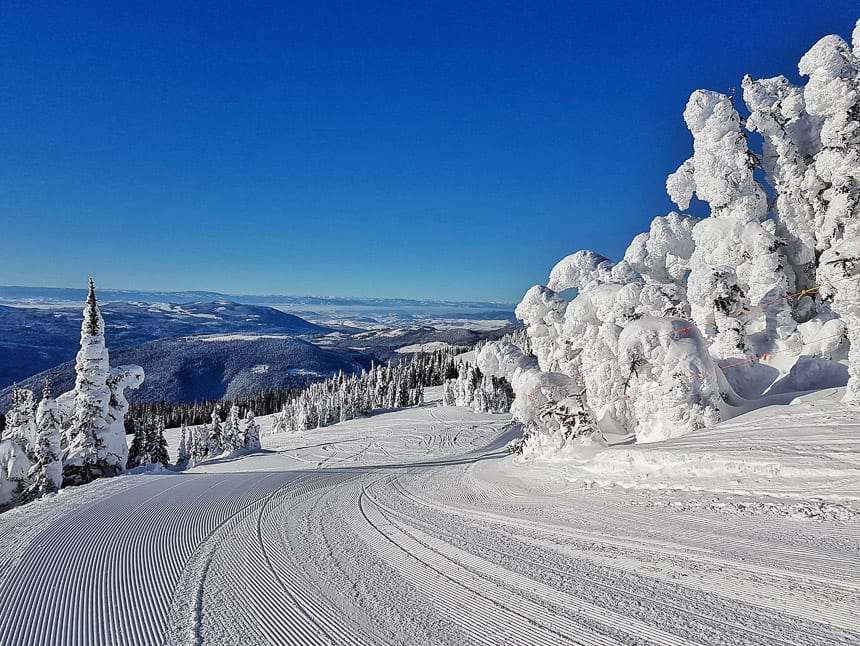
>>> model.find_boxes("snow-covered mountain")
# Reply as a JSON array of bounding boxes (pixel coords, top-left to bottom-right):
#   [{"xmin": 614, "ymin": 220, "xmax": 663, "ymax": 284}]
[
  {"xmin": 0, "ymin": 297, "xmax": 513, "ymax": 408},
  {"xmin": 0, "ymin": 301, "xmax": 330, "ymax": 389},
  {"xmin": 0, "ymin": 286, "xmax": 516, "ymax": 328},
  {"xmin": 3, "ymin": 335, "xmax": 369, "ymax": 406}
]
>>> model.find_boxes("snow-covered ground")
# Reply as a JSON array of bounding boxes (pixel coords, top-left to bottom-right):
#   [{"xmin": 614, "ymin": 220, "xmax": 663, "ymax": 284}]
[{"xmin": 0, "ymin": 388, "xmax": 857, "ymax": 645}]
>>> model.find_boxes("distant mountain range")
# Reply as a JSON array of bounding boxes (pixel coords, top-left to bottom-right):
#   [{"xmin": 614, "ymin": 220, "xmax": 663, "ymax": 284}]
[
  {"xmin": 0, "ymin": 285, "xmax": 514, "ymax": 311},
  {"xmin": 0, "ymin": 293, "xmax": 516, "ymax": 409},
  {"xmin": 0, "ymin": 301, "xmax": 330, "ymax": 389},
  {"xmin": 5, "ymin": 335, "xmax": 367, "ymax": 405}
]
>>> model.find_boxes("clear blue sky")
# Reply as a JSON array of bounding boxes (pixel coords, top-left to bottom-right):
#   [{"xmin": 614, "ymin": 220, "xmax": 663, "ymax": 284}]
[{"xmin": 1, "ymin": 1, "xmax": 857, "ymax": 302}]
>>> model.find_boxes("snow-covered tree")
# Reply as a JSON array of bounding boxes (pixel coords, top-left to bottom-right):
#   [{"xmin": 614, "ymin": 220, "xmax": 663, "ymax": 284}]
[
  {"xmin": 617, "ymin": 318, "xmax": 725, "ymax": 442},
  {"xmin": 64, "ymin": 279, "xmax": 117, "ymax": 485},
  {"xmin": 743, "ymin": 74, "xmax": 822, "ymax": 295},
  {"xmin": 0, "ymin": 440, "xmax": 30, "ymax": 509},
  {"xmin": 244, "ymin": 410, "xmax": 261, "ymax": 451},
  {"xmin": 105, "ymin": 364, "xmax": 144, "ymax": 469},
  {"xmin": 147, "ymin": 416, "xmax": 170, "ymax": 468},
  {"xmin": 2, "ymin": 387, "xmax": 36, "ymax": 461},
  {"xmin": 221, "ymin": 405, "xmax": 241, "ymax": 453},
  {"xmin": 126, "ymin": 419, "xmax": 147, "ymax": 469},
  {"xmin": 177, "ymin": 423, "xmax": 190, "ymax": 467},
  {"xmin": 818, "ymin": 237, "xmax": 860, "ymax": 401},
  {"xmin": 207, "ymin": 407, "xmax": 223, "ymax": 455},
  {"xmin": 799, "ymin": 27, "xmax": 860, "ymax": 252},
  {"xmin": 25, "ymin": 379, "xmax": 64, "ymax": 497},
  {"xmin": 668, "ymin": 90, "xmax": 792, "ymax": 356}
]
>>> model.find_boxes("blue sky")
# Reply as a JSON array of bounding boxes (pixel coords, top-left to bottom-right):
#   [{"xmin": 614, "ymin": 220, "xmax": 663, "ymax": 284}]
[{"xmin": 1, "ymin": 1, "xmax": 857, "ymax": 302}]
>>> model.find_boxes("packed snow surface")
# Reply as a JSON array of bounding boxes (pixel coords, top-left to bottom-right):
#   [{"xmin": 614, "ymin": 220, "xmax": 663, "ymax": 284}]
[{"xmin": 0, "ymin": 388, "xmax": 857, "ymax": 645}]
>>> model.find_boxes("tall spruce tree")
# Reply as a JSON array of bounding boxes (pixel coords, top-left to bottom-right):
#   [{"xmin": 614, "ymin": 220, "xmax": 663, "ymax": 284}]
[{"xmin": 64, "ymin": 279, "xmax": 114, "ymax": 485}]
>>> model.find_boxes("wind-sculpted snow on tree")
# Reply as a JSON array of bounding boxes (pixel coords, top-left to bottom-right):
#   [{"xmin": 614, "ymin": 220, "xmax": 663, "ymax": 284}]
[
  {"xmin": 105, "ymin": 365, "xmax": 144, "ymax": 468},
  {"xmin": 818, "ymin": 237, "xmax": 860, "ymax": 401},
  {"xmin": 618, "ymin": 319, "xmax": 725, "ymax": 442},
  {"xmin": 515, "ymin": 286, "xmax": 567, "ymax": 373},
  {"xmin": 0, "ymin": 440, "xmax": 30, "ymax": 509},
  {"xmin": 743, "ymin": 74, "xmax": 822, "ymax": 297},
  {"xmin": 623, "ymin": 212, "xmax": 700, "ymax": 319},
  {"xmin": 469, "ymin": 19, "xmax": 860, "ymax": 459},
  {"xmin": 668, "ymin": 90, "xmax": 792, "ymax": 356},
  {"xmin": 799, "ymin": 29, "xmax": 860, "ymax": 253},
  {"xmin": 475, "ymin": 340, "xmax": 605, "ymax": 457}
]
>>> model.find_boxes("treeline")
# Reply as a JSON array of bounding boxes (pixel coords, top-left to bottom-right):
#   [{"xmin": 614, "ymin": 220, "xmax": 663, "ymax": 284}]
[
  {"xmin": 272, "ymin": 348, "xmax": 461, "ymax": 432},
  {"xmin": 125, "ymin": 388, "xmax": 301, "ymax": 433},
  {"xmin": 124, "ymin": 346, "xmax": 470, "ymax": 434}
]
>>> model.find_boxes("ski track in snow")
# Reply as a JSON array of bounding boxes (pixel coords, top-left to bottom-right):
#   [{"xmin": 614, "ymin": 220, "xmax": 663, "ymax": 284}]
[{"xmin": 0, "ymin": 401, "xmax": 858, "ymax": 645}]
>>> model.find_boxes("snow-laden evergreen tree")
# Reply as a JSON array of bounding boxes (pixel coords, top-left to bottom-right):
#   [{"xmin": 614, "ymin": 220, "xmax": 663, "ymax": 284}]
[
  {"xmin": 244, "ymin": 410, "xmax": 261, "ymax": 451},
  {"xmin": 442, "ymin": 363, "xmax": 515, "ymax": 414},
  {"xmin": 0, "ymin": 440, "xmax": 30, "ymax": 509},
  {"xmin": 147, "ymin": 416, "xmax": 170, "ymax": 468},
  {"xmin": 187, "ymin": 425, "xmax": 207, "ymax": 465},
  {"xmin": 667, "ymin": 90, "xmax": 792, "ymax": 356},
  {"xmin": 221, "ymin": 405, "xmax": 240, "ymax": 453},
  {"xmin": 799, "ymin": 28, "xmax": 860, "ymax": 252},
  {"xmin": 622, "ymin": 212, "xmax": 700, "ymax": 319},
  {"xmin": 618, "ymin": 319, "xmax": 724, "ymax": 441},
  {"xmin": 177, "ymin": 423, "xmax": 190, "ymax": 466},
  {"xmin": 207, "ymin": 407, "xmax": 223, "ymax": 455},
  {"xmin": 1, "ymin": 387, "xmax": 37, "ymax": 461},
  {"xmin": 126, "ymin": 419, "xmax": 147, "ymax": 469},
  {"xmin": 818, "ymin": 238, "xmax": 860, "ymax": 401},
  {"xmin": 64, "ymin": 279, "xmax": 118, "ymax": 485},
  {"xmin": 743, "ymin": 74, "xmax": 822, "ymax": 296},
  {"xmin": 25, "ymin": 379, "xmax": 63, "ymax": 497},
  {"xmin": 105, "ymin": 364, "xmax": 144, "ymax": 467}
]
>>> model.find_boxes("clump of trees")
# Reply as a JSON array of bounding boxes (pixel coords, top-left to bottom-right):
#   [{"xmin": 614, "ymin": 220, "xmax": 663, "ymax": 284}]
[
  {"xmin": 271, "ymin": 348, "xmax": 458, "ymax": 433},
  {"xmin": 477, "ymin": 19, "xmax": 860, "ymax": 458},
  {"xmin": 442, "ymin": 362, "xmax": 515, "ymax": 414},
  {"xmin": 1, "ymin": 280, "xmax": 144, "ymax": 509}
]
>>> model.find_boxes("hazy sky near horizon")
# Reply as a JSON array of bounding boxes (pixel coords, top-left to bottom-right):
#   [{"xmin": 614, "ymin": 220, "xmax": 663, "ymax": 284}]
[{"xmin": 2, "ymin": 1, "xmax": 858, "ymax": 302}]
